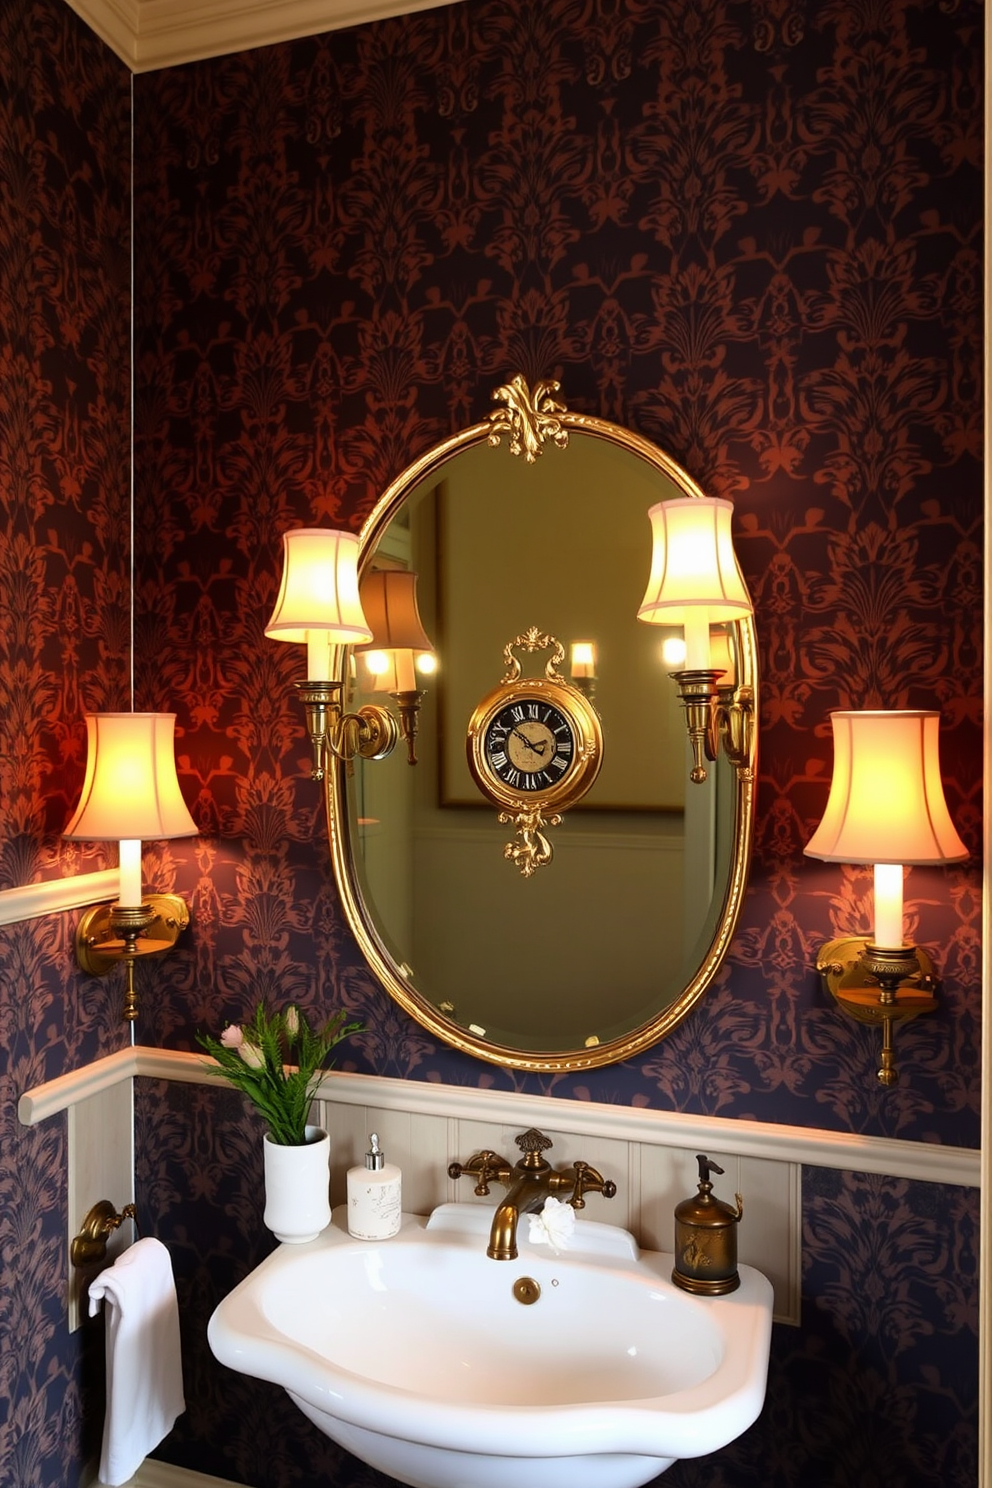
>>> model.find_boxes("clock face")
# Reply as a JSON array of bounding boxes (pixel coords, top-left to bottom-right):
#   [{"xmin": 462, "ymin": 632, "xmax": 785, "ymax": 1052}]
[
  {"xmin": 483, "ymin": 699, "xmax": 576, "ymax": 794},
  {"xmin": 466, "ymin": 675, "xmax": 603, "ymax": 814}
]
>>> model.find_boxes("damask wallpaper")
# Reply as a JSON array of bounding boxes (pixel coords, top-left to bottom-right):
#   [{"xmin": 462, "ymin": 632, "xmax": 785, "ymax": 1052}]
[
  {"xmin": 128, "ymin": 2, "xmax": 981, "ymax": 1484},
  {"xmin": 0, "ymin": 0, "xmax": 981, "ymax": 1485},
  {"xmin": 133, "ymin": 0, "xmax": 982, "ymax": 1144},
  {"xmin": 0, "ymin": 1, "xmax": 132, "ymax": 1485}
]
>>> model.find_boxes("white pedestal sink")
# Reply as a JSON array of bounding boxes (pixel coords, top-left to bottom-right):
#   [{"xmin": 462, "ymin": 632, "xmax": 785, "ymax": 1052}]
[{"xmin": 208, "ymin": 1204, "xmax": 773, "ymax": 1488}]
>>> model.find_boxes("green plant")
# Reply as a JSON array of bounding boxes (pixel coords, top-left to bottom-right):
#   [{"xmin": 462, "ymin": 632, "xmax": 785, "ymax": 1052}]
[{"xmin": 197, "ymin": 1002, "xmax": 361, "ymax": 1145}]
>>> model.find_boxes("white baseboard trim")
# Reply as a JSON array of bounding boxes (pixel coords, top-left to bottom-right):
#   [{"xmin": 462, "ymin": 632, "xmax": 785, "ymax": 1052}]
[{"xmin": 22, "ymin": 1046, "xmax": 981, "ymax": 1187}]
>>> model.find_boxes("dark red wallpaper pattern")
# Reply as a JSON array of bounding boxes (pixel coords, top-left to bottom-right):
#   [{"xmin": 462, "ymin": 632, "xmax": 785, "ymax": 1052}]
[
  {"xmin": 129, "ymin": 4, "xmax": 979, "ymax": 1484},
  {"xmin": 0, "ymin": 0, "xmax": 980, "ymax": 1484},
  {"xmin": 133, "ymin": 0, "xmax": 981, "ymax": 1136},
  {"xmin": 0, "ymin": 3, "xmax": 132, "ymax": 1486}
]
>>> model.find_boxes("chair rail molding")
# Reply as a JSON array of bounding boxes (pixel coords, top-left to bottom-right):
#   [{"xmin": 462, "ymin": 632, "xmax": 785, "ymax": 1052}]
[
  {"xmin": 18, "ymin": 1046, "xmax": 981, "ymax": 1190},
  {"xmin": 0, "ymin": 869, "xmax": 119, "ymax": 927}
]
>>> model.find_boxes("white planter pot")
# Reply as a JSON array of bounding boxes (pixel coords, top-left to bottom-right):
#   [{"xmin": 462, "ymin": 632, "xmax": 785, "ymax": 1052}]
[{"xmin": 262, "ymin": 1125, "xmax": 332, "ymax": 1243}]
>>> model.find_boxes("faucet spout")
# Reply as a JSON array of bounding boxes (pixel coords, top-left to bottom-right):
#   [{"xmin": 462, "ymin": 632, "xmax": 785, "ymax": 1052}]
[
  {"xmin": 448, "ymin": 1129, "xmax": 617, "ymax": 1261},
  {"xmin": 487, "ymin": 1168, "xmax": 570, "ymax": 1260}
]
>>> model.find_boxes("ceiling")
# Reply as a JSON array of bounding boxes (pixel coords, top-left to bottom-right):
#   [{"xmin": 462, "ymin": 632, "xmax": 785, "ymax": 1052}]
[{"xmin": 63, "ymin": 0, "xmax": 453, "ymax": 72}]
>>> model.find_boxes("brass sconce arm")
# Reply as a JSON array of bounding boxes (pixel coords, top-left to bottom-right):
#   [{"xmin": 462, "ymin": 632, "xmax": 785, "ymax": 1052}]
[
  {"xmin": 671, "ymin": 670, "xmax": 754, "ymax": 784},
  {"xmin": 389, "ymin": 688, "xmax": 425, "ymax": 765},
  {"xmin": 815, "ymin": 936, "xmax": 939, "ymax": 1086},
  {"xmin": 296, "ymin": 680, "xmax": 399, "ymax": 781},
  {"xmin": 76, "ymin": 894, "xmax": 190, "ymax": 1022}
]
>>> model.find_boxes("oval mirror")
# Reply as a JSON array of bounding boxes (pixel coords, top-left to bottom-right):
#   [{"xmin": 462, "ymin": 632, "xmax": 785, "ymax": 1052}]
[{"xmin": 327, "ymin": 380, "xmax": 757, "ymax": 1072}]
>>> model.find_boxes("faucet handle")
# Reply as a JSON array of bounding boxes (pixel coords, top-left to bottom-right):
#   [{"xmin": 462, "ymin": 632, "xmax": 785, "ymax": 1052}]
[
  {"xmin": 515, "ymin": 1128, "xmax": 553, "ymax": 1159},
  {"xmin": 568, "ymin": 1160, "xmax": 618, "ymax": 1209},
  {"xmin": 448, "ymin": 1150, "xmax": 511, "ymax": 1197}
]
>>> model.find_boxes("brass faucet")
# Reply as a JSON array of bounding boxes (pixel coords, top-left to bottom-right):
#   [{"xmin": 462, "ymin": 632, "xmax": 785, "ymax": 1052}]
[{"xmin": 447, "ymin": 1128, "xmax": 617, "ymax": 1260}]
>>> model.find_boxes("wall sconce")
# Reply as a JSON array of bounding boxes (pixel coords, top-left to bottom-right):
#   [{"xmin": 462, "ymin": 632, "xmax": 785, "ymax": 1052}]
[
  {"xmin": 658, "ymin": 627, "xmax": 735, "ymax": 682},
  {"xmin": 355, "ymin": 569, "xmax": 435, "ymax": 765},
  {"xmin": 265, "ymin": 528, "xmax": 399, "ymax": 780},
  {"xmin": 636, "ymin": 497, "xmax": 753, "ymax": 783},
  {"xmin": 62, "ymin": 712, "xmax": 197, "ymax": 1022},
  {"xmin": 569, "ymin": 640, "xmax": 597, "ymax": 701},
  {"xmin": 804, "ymin": 709, "xmax": 967, "ymax": 1086}
]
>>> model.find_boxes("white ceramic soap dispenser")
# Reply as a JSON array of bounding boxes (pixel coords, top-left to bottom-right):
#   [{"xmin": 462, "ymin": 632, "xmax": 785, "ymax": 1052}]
[{"xmin": 347, "ymin": 1132, "xmax": 402, "ymax": 1240}]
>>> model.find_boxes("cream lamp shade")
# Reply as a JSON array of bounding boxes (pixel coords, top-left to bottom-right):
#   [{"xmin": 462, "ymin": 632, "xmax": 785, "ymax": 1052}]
[
  {"xmin": 63, "ymin": 712, "xmax": 198, "ymax": 908},
  {"xmin": 356, "ymin": 569, "xmax": 433, "ymax": 654},
  {"xmin": 362, "ymin": 649, "xmax": 419, "ymax": 694},
  {"xmin": 570, "ymin": 641, "xmax": 597, "ymax": 680},
  {"xmin": 708, "ymin": 626, "xmax": 735, "ymax": 686},
  {"xmin": 804, "ymin": 711, "xmax": 967, "ymax": 866},
  {"xmin": 638, "ymin": 497, "xmax": 752, "ymax": 669},
  {"xmin": 265, "ymin": 528, "xmax": 373, "ymax": 680},
  {"xmin": 637, "ymin": 497, "xmax": 752, "ymax": 623},
  {"xmin": 804, "ymin": 710, "xmax": 966, "ymax": 950}
]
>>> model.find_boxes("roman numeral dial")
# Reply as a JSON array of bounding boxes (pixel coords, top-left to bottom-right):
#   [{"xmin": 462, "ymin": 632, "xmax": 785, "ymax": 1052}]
[
  {"xmin": 484, "ymin": 701, "xmax": 575, "ymax": 793},
  {"xmin": 465, "ymin": 636, "xmax": 605, "ymax": 875}
]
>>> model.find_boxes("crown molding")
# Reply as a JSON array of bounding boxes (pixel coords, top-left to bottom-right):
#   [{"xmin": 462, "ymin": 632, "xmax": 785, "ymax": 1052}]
[{"xmin": 62, "ymin": 0, "xmax": 452, "ymax": 72}]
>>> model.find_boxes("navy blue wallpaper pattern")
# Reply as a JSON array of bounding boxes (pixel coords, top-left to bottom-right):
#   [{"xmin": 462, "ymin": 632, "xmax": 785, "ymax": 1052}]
[
  {"xmin": 133, "ymin": 0, "xmax": 981, "ymax": 1145},
  {"xmin": 0, "ymin": 2, "xmax": 132, "ymax": 1486},
  {"xmin": 129, "ymin": 1, "xmax": 980, "ymax": 1485},
  {"xmin": 0, "ymin": 0, "xmax": 980, "ymax": 1485}
]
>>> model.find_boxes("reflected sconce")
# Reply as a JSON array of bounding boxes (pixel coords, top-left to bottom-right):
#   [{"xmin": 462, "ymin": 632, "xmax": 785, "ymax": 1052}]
[
  {"xmin": 804, "ymin": 710, "xmax": 967, "ymax": 1086},
  {"xmin": 637, "ymin": 497, "xmax": 753, "ymax": 783},
  {"xmin": 63, "ymin": 712, "xmax": 197, "ymax": 1022},
  {"xmin": 356, "ymin": 569, "xmax": 435, "ymax": 765},
  {"xmin": 708, "ymin": 626, "xmax": 736, "ymax": 688},
  {"xmin": 265, "ymin": 528, "xmax": 399, "ymax": 780},
  {"xmin": 569, "ymin": 641, "xmax": 597, "ymax": 702}
]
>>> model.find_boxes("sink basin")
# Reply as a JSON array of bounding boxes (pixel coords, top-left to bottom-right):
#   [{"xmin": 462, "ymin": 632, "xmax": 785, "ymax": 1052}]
[{"xmin": 208, "ymin": 1203, "xmax": 773, "ymax": 1488}]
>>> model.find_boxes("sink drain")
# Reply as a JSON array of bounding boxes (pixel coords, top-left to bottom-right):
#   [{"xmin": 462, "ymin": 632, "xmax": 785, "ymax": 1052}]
[{"xmin": 512, "ymin": 1276, "xmax": 541, "ymax": 1305}]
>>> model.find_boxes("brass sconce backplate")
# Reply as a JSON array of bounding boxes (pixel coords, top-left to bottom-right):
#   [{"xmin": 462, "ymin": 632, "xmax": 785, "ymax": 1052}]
[
  {"xmin": 816, "ymin": 934, "xmax": 938, "ymax": 1086},
  {"xmin": 296, "ymin": 679, "xmax": 399, "ymax": 780},
  {"xmin": 75, "ymin": 892, "xmax": 190, "ymax": 977}
]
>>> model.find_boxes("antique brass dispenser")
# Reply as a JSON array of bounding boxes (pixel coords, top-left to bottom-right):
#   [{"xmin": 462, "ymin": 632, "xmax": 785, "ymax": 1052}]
[{"xmin": 672, "ymin": 1154, "xmax": 743, "ymax": 1296}]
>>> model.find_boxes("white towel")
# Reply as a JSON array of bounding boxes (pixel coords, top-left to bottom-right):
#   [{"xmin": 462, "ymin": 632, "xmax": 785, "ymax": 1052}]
[{"xmin": 88, "ymin": 1236, "xmax": 186, "ymax": 1486}]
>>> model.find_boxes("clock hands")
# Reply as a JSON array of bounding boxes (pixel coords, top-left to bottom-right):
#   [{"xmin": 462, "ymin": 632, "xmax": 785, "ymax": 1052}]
[{"xmin": 510, "ymin": 726, "xmax": 548, "ymax": 759}]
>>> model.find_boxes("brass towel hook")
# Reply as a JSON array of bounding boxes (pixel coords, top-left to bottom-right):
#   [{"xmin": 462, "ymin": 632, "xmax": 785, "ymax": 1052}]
[{"xmin": 70, "ymin": 1199, "xmax": 138, "ymax": 1269}]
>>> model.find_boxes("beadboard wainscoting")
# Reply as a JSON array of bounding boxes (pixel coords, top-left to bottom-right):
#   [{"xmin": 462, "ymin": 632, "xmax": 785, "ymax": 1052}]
[
  {"xmin": 66, "ymin": 1077, "xmax": 133, "ymax": 1331},
  {"xmin": 316, "ymin": 1096, "xmax": 801, "ymax": 1318},
  {"xmin": 23, "ymin": 1046, "xmax": 981, "ymax": 1340}
]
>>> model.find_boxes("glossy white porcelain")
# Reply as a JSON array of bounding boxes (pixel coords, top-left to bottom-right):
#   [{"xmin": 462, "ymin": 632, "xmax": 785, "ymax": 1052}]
[{"xmin": 208, "ymin": 1203, "xmax": 773, "ymax": 1488}]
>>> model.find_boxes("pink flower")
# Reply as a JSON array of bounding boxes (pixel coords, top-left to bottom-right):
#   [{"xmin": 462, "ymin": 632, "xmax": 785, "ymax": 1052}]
[
  {"xmin": 238, "ymin": 1039, "xmax": 265, "ymax": 1070},
  {"xmin": 220, "ymin": 1024, "xmax": 244, "ymax": 1049}
]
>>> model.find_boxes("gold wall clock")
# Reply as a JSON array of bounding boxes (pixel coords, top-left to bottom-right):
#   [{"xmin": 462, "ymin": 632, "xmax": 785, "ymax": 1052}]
[{"xmin": 466, "ymin": 627, "xmax": 603, "ymax": 877}]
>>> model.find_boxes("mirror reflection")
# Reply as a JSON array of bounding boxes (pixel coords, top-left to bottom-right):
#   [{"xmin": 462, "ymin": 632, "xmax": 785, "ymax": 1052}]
[{"xmin": 332, "ymin": 404, "xmax": 756, "ymax": 1070}]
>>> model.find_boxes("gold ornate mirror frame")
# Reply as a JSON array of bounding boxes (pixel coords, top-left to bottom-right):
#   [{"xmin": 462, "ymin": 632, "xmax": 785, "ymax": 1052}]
[{"xmin": 324, "ymin": 379, "xmax": 758, "ymax": 1072}]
